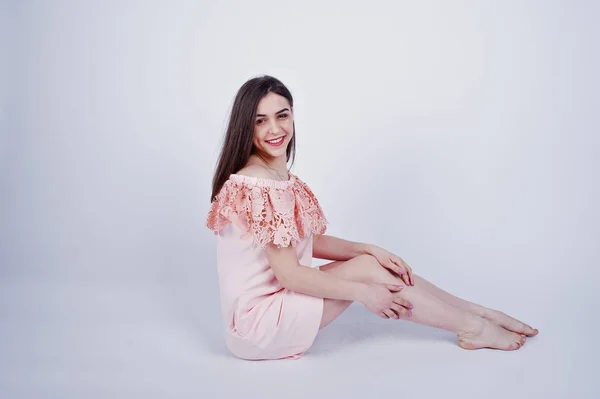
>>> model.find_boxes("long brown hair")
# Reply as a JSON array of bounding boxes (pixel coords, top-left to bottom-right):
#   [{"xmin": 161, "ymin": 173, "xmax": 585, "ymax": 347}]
[{"xmin": 210, "ymin": 75, "xmax": 296, "ymax": 202}]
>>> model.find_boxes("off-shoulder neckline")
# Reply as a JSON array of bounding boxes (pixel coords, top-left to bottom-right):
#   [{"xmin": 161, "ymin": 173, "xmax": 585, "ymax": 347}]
[{"xmin": 229, "ymin": 172, "xmax": 296, "ymax": 189}]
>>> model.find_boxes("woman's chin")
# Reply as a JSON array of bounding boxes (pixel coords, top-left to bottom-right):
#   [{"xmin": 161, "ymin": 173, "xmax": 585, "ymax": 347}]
[{"xmin": 264, "ymin": 146, "xmax": 288, "ymax": 159}]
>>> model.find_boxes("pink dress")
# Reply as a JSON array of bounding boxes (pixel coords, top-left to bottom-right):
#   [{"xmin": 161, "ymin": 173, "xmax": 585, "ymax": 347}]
[{"xmin": 206, "ymin": 172, "xmax": 328, "ymax": 360}]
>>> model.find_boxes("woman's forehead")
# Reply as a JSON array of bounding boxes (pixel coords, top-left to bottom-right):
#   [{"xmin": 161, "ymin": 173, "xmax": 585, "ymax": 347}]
[{"xmin": 256, "ymin": 93, "xmax": 291, "ymax": 114}]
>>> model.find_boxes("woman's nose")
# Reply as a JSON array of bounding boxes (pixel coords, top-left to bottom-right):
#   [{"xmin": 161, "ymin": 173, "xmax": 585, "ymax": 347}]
[{"xmin": 267, "ymin": 119, "xmax": 280, "ymax": 134}]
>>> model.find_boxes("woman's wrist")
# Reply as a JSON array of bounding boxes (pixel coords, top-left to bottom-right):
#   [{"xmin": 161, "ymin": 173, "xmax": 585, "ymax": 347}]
[{"xmin": 358, "ymin": 243, "xmax": 376, "ymax": 256}]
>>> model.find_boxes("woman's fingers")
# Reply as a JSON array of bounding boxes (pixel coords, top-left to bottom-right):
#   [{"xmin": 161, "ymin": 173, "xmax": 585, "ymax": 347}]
[
  {"xmin": 401, "ymin": 273, "xmax": 410, "ymax": 286},
  {"xmin": 379, "ymin": 312, "xmax": 389, "ymax": 319},
  {"xmin": 387, "ymin": 261, "xmax": 405, "ymax": 278},
  {"xmin": 383, "ymin": 309, "xmax": 397, "ymax": 319},
  {"xmin": 386, "ymin": 283, "xmax": 404, "ymax": 292},
  {"xmin": 393, "ymin": 297, "xmax": 413, "ymax": 311},
  {"xmin": 392, "ymin": 257, "xmax": 414, "ymax": 286},
  {"xmin": 389, "ymin": 304, "xmax": 410, "ymax": 318},
  {"xmin": 405, "ymin": 265, "xmax": 414, "ymax": 286}
]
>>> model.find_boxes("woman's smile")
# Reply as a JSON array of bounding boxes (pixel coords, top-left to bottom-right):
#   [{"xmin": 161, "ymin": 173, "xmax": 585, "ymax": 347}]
[{"xmin": 266, "ymin": 136, "xmax": 285, "ymax": 147}]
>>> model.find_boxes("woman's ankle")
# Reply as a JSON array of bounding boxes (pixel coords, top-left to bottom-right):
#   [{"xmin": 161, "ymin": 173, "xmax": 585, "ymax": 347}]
[
  {"xmin": 456, "ymin": 314, "xmax": 485, "ymax": 337},
  {"xmin": 469, "ymin": 304, "xmax": 487, "ymax": 318}
]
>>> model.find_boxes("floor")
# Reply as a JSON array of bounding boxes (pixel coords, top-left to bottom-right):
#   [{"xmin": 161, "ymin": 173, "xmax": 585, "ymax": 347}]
[{"xmin": 0, "ymin": 266, "xmax": 595, "ymax": 399}]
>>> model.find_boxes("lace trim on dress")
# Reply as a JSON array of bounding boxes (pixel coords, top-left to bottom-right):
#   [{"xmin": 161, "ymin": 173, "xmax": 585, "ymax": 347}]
[{"xmin": 206, "ymin": 173, "xmax": 327, "ymax": 248}]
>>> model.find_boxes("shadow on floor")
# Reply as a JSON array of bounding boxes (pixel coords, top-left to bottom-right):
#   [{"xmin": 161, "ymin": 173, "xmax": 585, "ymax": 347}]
[{"xmin": 309, "ymin": 315, "xmax": 457, "ymax": 356}]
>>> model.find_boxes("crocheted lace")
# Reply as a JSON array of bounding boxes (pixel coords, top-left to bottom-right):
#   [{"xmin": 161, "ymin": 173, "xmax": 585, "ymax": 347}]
[{"xmin": 206, "ymin": 173, "xmax": 327, "ymax": 248}]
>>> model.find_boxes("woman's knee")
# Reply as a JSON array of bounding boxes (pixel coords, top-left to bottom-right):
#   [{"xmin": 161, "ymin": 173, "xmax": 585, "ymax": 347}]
[
  {"xmin": 320, "ymin": 254, "xmax": 401, "ymax": 285},
  {"xmin": 321, "ymin": 254, "xmax": 377, "ymax": 282},
  {"xmin": 350, "ymin": 254, "xmax": 402, "ymax": 285}
]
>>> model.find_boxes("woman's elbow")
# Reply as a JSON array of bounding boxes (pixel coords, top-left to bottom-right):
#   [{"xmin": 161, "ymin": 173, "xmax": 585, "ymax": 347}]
[
  {"xmin": 274, "ymin": 271, "xmax": 295, "ymax": 289},
  {"xmin": 271, "ymin": 264, "xmax": 300, "ymax": 290}
]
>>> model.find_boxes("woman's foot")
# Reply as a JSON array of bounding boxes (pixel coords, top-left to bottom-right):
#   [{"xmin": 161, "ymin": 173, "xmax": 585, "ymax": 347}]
[
  {"xmin": 481, "ymin": 309, "xmax": 539, "ymax": 337},
  {"xmin": 458, "ymin": 319, "xmax": 526, "ymax": 350}
]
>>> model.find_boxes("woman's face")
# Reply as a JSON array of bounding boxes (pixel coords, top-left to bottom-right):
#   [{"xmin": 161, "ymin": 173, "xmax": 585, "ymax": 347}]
[{"xmin": 253, "ymin": 92, "xmax": 294, "ymax": 160}]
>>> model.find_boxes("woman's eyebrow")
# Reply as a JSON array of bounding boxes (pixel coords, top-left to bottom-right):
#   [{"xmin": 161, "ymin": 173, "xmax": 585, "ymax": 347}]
[{"xmin": 256, "ymin": 108, "xmax": 290, "ymax": 117}]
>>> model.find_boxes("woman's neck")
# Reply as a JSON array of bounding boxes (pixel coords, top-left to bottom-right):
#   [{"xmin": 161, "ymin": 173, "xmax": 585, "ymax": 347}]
[{"xmin": 252, "ymin": 153, "xmax": 288, "ymax": 178}]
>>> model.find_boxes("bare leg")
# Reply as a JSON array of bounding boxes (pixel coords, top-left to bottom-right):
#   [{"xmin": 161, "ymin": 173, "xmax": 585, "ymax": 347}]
[
  {"xmin": 413, "ymin": 275, "xmax": 538, "ymax": 337},
  {"xmin": 319, "ymin": 255, "xmax": 526, "ymax": 350},
  {"xmin": 319, "ymin": 298, "xmax": 352, "ymax": 329}
]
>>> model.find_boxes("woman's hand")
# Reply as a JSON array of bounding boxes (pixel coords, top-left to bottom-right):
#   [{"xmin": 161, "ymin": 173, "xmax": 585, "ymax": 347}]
[
  {"xmin": 367, "ymin": 245, "xmax": 414, "ymax": 286},
  {"xmin": 358, "ymin": 283, "xmax": 413, "ymax": 319}
]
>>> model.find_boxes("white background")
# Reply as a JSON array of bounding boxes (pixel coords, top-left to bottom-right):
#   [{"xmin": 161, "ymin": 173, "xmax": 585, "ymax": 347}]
[{"xmin": 1, "ymin": 0, "xmax": 598, "ymax": 398}]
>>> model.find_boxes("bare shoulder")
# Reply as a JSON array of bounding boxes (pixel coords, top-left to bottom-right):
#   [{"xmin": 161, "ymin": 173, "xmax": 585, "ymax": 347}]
[{"xmin": 235, "ymin": 164, "xmax": 275, "ymax": 179}]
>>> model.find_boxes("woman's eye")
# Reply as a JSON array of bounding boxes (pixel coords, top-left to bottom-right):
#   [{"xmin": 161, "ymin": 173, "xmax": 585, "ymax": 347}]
[
  {"xmin": 256, "ymin": 119, "xmax": 264, "ymax": 124},
  {"xmin": 278, "ymin": 113, "xmax": 288, "ymax": 119}
]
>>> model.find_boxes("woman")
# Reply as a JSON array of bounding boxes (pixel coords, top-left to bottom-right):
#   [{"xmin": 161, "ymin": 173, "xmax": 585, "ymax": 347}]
[{"xmin": 206, "ymin": 75, "xmax": 538, "ymax": 360}]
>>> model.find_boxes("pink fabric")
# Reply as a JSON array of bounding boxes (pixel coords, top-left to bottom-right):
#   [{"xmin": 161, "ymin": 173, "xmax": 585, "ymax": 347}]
[
  {"xmin": 206, "ymin": 173, "xmax": 328, "ymax": 360},
  {"xmin": 207, "ymin": 173, "xmax": 327, "ymax": 248}
]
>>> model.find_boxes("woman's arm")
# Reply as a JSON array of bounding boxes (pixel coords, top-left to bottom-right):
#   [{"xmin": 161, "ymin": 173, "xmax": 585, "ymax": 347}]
[
  {"xmin": 266, "ymin": 244, "xmax": 367, "ymax": 302},
  {"xmin": 313, "ymin": 234, "xmax": 414, "ymax": 286},
  {"xmin": 312, "ymin": 234, "xmax": 373, "ymax": 261},
  {"xmin": 266, "ymin": 244, "xmax": 407, "ymax": 319}
]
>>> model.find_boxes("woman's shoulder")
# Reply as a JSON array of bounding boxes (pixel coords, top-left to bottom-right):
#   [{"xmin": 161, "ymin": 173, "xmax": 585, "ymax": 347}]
[
  {"xmin": 207, "ymin": 167, "xmax": 327, "ymax": 247},
  {"xmin": 235, "ymin": 164, "xmax": 276, "ymax": 180},
  {"xmin": 228, "ymin": 165, "xmax": 296, "ymax": 189}
]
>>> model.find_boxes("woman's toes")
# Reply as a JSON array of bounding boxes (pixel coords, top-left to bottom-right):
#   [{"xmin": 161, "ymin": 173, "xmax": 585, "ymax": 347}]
[
  {"xmin": 484, "ymin": 309, "xmax": 539, "ymax": 337},
  {"xmin": 530, "ymin": 328, "xmax": 539, "ymax": 336},
  {"xmin": 524, "ymin": 325, "xmax": 538, "ymax": 336}
]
